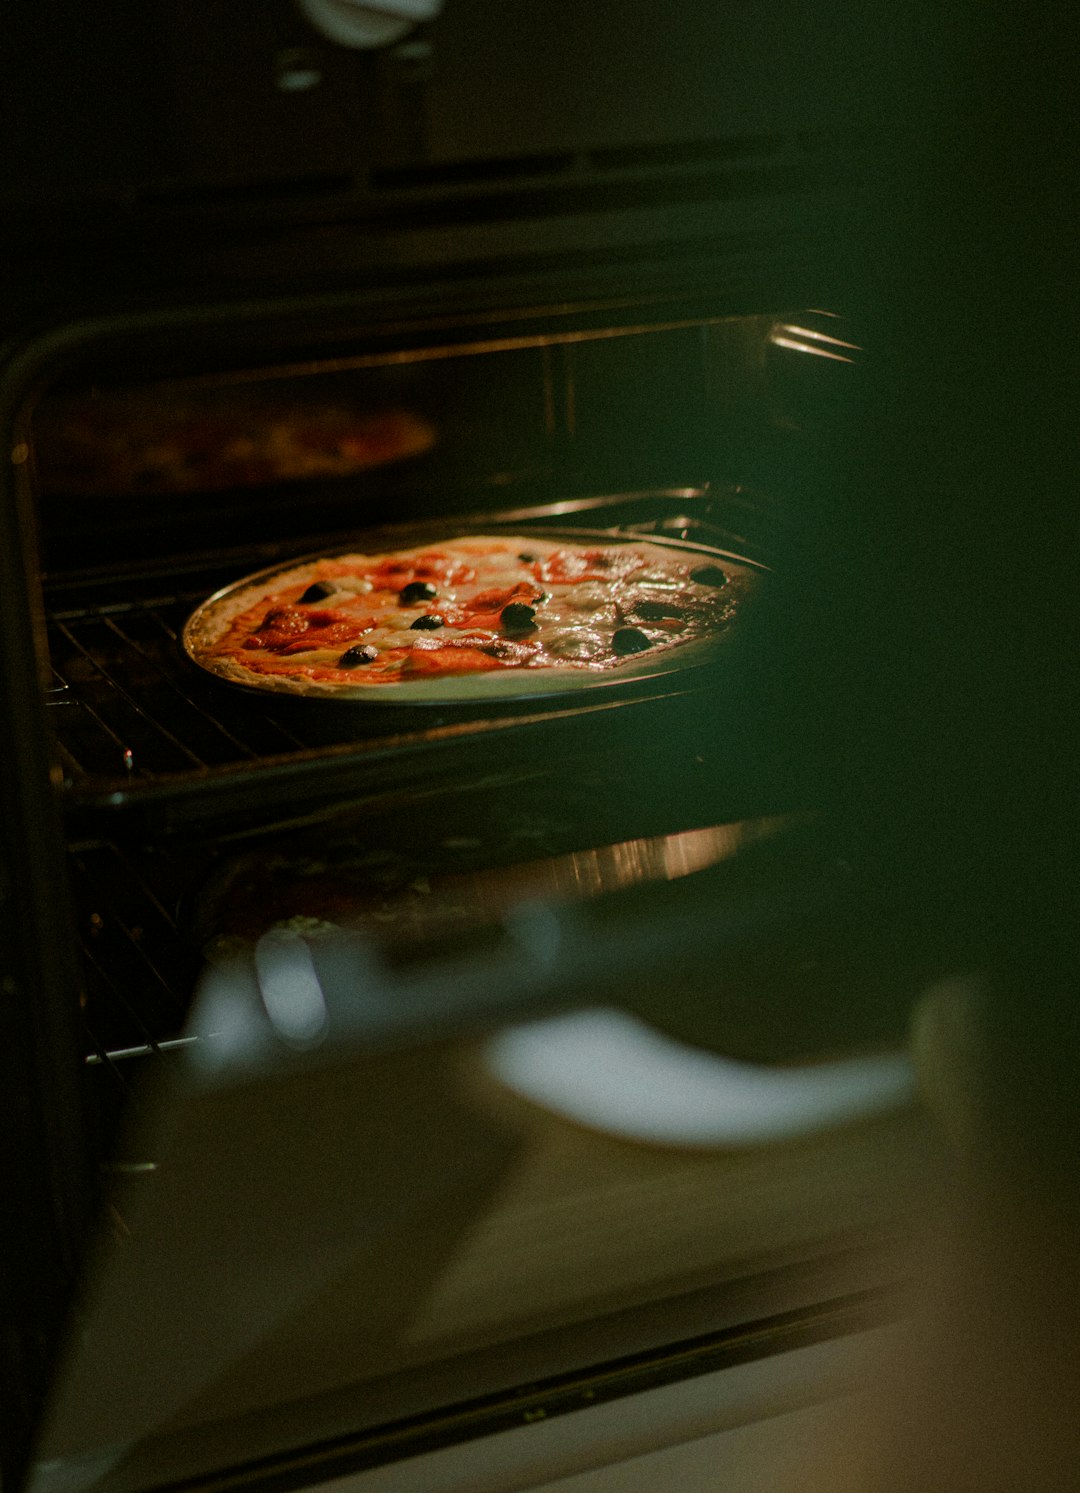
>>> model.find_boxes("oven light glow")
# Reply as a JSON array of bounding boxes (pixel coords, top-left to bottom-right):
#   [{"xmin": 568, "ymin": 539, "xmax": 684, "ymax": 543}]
[
  {"xmin": 776, "ymin": 323, "xmax": 860, "ymax": 350},
  {"xmin": 769, "ymin": 335, "xmax": 856, "ymax": 364},
  {"xmin": 254, "ymin": 931, "xmax": 328, "ymax": 1048}
]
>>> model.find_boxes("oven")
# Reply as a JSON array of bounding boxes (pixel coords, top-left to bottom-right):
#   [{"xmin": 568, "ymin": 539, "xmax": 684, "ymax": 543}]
[{"xmin": 5, "ymin": 3, "xmax": 1049, "ymax": 1491}]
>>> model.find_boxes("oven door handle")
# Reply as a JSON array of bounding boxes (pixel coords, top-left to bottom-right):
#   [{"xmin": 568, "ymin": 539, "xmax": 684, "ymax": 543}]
[{"xmin": 482, "ymin": 1006, "xmax": 915, "ymax": 1148}]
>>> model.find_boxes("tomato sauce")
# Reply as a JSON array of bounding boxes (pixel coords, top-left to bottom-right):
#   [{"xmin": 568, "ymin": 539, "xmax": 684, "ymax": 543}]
[
  {"xmin": 365, "ymin": 551, "xmax": 477, "ymax": 589},
  {"xmin": 435, "ymin": 581, "xmax": 543, "ymax": 630},
  {"xmin": 238, "ymin": 605, "xmax": 379, "ymax": 655},
  {"xmin": 402, "ymin": 645, "xmax": 507, "ymax": 676},
  {"xmin": 238, "ymin": 649, "xmax": 409, "ymax": 684}
]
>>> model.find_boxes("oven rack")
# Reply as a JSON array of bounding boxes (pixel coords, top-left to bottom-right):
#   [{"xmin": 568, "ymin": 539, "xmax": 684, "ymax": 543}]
[
  {"xmin": 47, "ymin": 601, "xmax": 734, "ymax": 839},
  {"xmin": 67, "ymin": 837, "xmax": 203, "ymax": 1162},
  {"xmin": 70, "ymin": 839, "xmax": 201, "ymax": 1049},
  {"xmin": 70, "ymin": 795, "xmax": 795, "ymax": 1066},
  {"xmin": 70, "ymin": 797, "xmax": 811, "ymax": 1163},
  {"xmin": 44, "ymin": 493, "xmax": 774, "ymax": 839},
  {"xmin": 70, "ymin": 801, "xmax": 916, "ymax": 1189},
  {"xmin": 72, "ymin": 801, "xmax": 759, "ymax": 1147}
]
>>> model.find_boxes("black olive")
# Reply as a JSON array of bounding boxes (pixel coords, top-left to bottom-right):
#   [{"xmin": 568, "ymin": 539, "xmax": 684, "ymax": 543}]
[
  {"xmin": 299, "ymin": 580, "xmax": 336, "ymax": 603},
  {"xmin": 410, "ymin": 614, "xmax": 443, "ymax": 630},
  {"xmin": 339, "ymin": 644, "xmax": 379, "ymax": 667},
  {"xmin": 399, "ymin": 581, "xmax": 438, "ymax": 605},
  {"xmin": 501, "ymin": 601, "xmax": 537, "ymax": 634},
  {"xmin": 612, "ymin": 627, "xmax": 653, "ymax": 655},
  {"xmin": 634, "ymin": 600, "xmax": 685, "ymax": 621},
  {"xmin": 517, "ymin": 552, "xmax": 536, "ymax": 563},
  {"xmin": 690, "ymin": 565, "xmax": 727, "ymax": 588}
]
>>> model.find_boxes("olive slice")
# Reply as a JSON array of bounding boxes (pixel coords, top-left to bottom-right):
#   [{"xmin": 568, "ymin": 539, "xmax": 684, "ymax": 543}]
[
  {"xmin": 501, "ymin": 601, "xmax": 537, "ymax": 634},
  {"xmin": 612, "ymin": 626, "xmax": 653, "ymax": 655},
  {"xmin": 299, "ymin": 580, "xmax": 336, "ymax": 603},
  {"xmin": 399, "ymin": 581, "xmax": 438, "ymax": 605},
  {"xmin": 410, "ymin": 614, "xmax": 443, "ymax": 630},
  {"xmin": 339, "ymin": 644, "xmax": 379, "ymax": 667},
  {"xmin": 690, "ymin": 565, "xmax": 727, "ymax": 588}
]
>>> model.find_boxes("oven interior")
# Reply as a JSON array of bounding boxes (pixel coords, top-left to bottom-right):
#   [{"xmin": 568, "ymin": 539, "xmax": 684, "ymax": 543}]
[
  {"xmin": 4, "ymin": 293, "xmax": 932, "ymax": 1493},
  {"xmin": 32, "ymin": 303, "xmax": 901, "ymax": 1083},
  {"xmin": 30, "ymin": 305, "xmax": 811, "ymax": 1053}
]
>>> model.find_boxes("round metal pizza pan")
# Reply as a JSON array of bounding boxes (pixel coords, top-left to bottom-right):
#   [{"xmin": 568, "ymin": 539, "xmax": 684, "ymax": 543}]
[{"xmin": 180, "ymin": 523, "xmax": 765, "ymax": 706}]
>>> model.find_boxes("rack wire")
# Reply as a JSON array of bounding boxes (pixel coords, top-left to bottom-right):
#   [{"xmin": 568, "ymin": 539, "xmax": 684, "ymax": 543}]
[
  {"xmin": 70, "ymin": 840, "xmax": 196, "ymax": 1048},
  {"xmin": 48, "ymin": 597, "xmax": 307, "ymax": 784},
  {"xmin": 66, "ymin": 837, "xmax": 206, "ymax": 1158}
]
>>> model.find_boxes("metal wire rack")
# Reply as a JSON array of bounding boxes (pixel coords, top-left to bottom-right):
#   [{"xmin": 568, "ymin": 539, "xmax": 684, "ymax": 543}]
[
  {"xmin": 48, "ymin": 595, "xmax": 308, "ymax": 784},
  {"xmin": 66, "ymin": 837, "xmax": 206, "ymax": 1158}
]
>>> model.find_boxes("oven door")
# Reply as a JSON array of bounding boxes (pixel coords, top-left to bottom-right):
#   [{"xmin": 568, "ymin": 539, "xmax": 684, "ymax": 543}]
[{"xmin": 27, "ymin": 842, "xmax": 926, "ymax": 1493}]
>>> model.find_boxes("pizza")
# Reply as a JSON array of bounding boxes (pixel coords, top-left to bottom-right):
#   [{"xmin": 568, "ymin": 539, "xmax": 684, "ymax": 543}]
[
  {"xmin": 34, "ymin": 387, "xmax": 435, "ymax": 495},
  {"xmin": 183, "ymin": 533, "xmax": 756, "ymax": 698}
]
